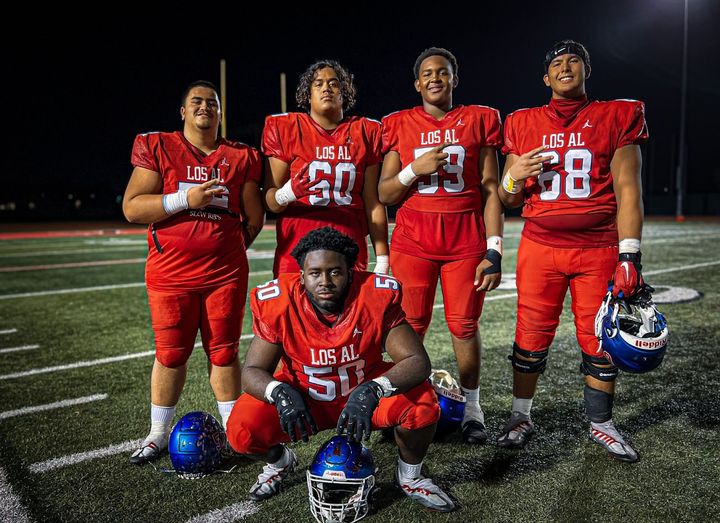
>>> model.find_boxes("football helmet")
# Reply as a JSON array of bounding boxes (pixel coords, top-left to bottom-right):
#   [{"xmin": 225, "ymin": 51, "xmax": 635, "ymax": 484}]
[
  {"xmin": 168, "ymin": 411, "xmax": 226, "ymax": 479},
  {"xmin": 595, "ymin": 284, "xmax": 669, "ymax": 373},
  {"xmin": 429, "ymin": 369, "xmax": 466, "ymax": 433},
  {"xmin": 306, "ymin": 436, "xmax": 376, "ymax": 523}
]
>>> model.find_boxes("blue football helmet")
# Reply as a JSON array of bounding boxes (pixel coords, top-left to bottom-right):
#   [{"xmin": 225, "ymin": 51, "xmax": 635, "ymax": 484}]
[
  {"xmin": 168, "ymin": 411, "xmax": 226, "ymax": 479},
  {"xmin": 595, "ymin": 284, "xmax": 669, "ymax": 373},
  {"xmin": 306, "ymin": 436, "xmax": 376, "ymax": 523},
  {"xmin": 429, "ymin": 369, "xmax": 466, "ymax": 433}
]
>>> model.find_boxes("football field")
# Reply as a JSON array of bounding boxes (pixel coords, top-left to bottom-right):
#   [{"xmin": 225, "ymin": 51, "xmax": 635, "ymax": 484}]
[{"xmin": 0, "ymin": 219, "xmax": 718, "ymax": 522}]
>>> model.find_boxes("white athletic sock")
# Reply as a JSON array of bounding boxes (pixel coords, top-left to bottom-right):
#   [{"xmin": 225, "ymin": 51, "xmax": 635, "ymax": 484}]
[
  {"xmin": 397, "ymin": 457, "xmax": 423, "ymax": 481},
  {"xmin": 511, "ymin": 396, "xmax": 533, "ymax": 417},
  {"xmin": 146, "ymin": 403, "xmax": 175, "ymax": 445},
  {"xmin": 217, "ymin": 400, "xmax": 236, "ymax": 429},
  {"xmin": 269, "ymin": 446, "xmax": 291, "ymax": 469},
  {"xmin": 461, "ymin": 386, "xmax": 485, "ymax": 424}
]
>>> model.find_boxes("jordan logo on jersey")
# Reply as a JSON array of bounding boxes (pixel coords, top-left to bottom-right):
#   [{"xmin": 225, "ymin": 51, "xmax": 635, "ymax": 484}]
[{"xmin": 582, "ymin": 120, "xmax": 593, "ymax": 129}]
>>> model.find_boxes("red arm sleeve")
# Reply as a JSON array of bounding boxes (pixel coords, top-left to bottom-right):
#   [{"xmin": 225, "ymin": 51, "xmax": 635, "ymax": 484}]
[
  {"xmin": 617, "ymin": 101, "xmax": 649, "ymax": 148},
  {"xmin": 483, "ymin": 108, "xmax": 504, "ymax": 148},
  {"xmin": 261, "ymin": 116, "xmax": 291, "ymax": 163},
  {"xmin": 130, "ymin": 134, "xmax": 159, "ymax": 172}
]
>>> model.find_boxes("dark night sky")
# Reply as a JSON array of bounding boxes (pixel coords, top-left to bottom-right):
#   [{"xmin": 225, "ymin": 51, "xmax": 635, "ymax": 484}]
[{"xmin": 6, "ymin": 0, "xmax": 720, "ymax": 219}]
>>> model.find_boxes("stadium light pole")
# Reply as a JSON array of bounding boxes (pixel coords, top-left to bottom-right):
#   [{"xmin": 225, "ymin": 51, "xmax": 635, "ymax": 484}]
[{"xmin": 675, "ymin": 0, "xmax": 688, "ymax": 221}]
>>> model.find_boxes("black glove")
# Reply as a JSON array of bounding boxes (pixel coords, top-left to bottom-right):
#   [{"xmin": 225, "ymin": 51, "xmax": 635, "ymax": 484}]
[
  {"xmin": 270, "ymin": 383, "xmax": 318, "ymax": 442},
  {"xmin": 336, "ymin": 380, "xmax": 383, "ymax": 441},
  {"xmin": 483, "ymin": 248, "xmax": 502, "ymax": 275}
]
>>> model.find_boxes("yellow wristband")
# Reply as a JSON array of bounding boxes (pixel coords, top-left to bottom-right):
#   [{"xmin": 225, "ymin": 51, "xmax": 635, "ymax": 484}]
[{"xmin": 502, "ymin": 172, "xmax": 523, "ymax": 194}]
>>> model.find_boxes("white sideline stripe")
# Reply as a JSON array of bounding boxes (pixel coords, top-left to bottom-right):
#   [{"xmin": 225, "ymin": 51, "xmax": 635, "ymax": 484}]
[
  {"xmin": 0, "ymin": 394, "xmax": 108, "ymax": 420},
  {"xmin": 28, "ymin": 439, "xmax": 143, "ymax": 474},
  {"xmin": 645, "ymin": 260, "xmax": 720, "ymax": 275},
  {"xmin": 0, "ymin": 329, "xmax": 17, "ymax": 335},
  {"xmin": 0, "ymin": 467, "xmax": 31, "ymax": 523},
  {"xmin": 0, "ymin": 344, "xmax": 39, "ymax": 354},
  {"xmin": 0, "ymin": 258, "xmax": 147, "ymax": 272},
  {"xmin": 0, "ymin": 270, "xmax": 273, "ymax": 300},
  {"xmin": 0, "ymin": 351, "xmax": 154, "ymax": 381},
  {"xmin": 185, "ymin": 501, "xmax": 260, "ymax": 523}
]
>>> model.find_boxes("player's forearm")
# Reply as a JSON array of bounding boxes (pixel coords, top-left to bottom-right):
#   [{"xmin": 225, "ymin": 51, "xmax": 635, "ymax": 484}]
[
  {"xmin": 242, "ymin": 366, "xmax": 277, "ymax": 402},
  {"xmin": 617, "ymin": 193, "xmax": 644, "ymax": 240},
  {"xmin": 481, "ymin": 181, "xmax": 504, "ymax": 238},
  {"xmin": 378, "ymin": 175, "xmax": 412, "ymax": 206},
  {"xmin": 366, "ymin": 204, "xmax": 389, "ymax": 256},
  {"xmin": 264, "ymin": 187, "xmax": 289, "ymax": 213},
  {"xmin": 122, "ymin": 194, "xmax": 174, "ymax": 224},
  {"xmin": 381, "ymin": 352, "xmax": 431, "ymax": 394}
]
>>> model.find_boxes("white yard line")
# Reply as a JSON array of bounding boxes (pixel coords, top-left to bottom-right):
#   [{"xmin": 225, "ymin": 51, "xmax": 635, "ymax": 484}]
[
  {"xmin": 0, "ymin": 270, "xmax": 273, "ymax": 300},
  {"xmin": 185, "ymin": 502, "xmax": 260, "ymax": 523},
  {"xmin": 0, "ymin": 328, "xmax": 17, "ymax": 335},
  {"xmin": 0, "ymin": 258, "xmax": 146, "ymax": 273},
  {"xmin": 0, "ymin": 344, "xmax": 39, "ymax": 355},
  {"xmin": 0, "ymin": 467, "xmax": 31, "ymax": 523},
  {"xmin": 28, "ymin": 439, "xmax": 143, "ymax": 474},
  {"xmin": 0, "ymin": 282, "xmax": 146, "ymax": 300},
  {"xmin": 0, "ymin": 351, "xmax": 154, "ymax": 381},
  {"xmin": 645, "ymin": 260, "xmax": 720, "ymax": 275},
  {"xmin": 0, "ymin": 247, "xmax": 146, "ymax": 259},
  {"xmin": 0, "ymin": 394, "xmax": 108, "ymax": 421}
]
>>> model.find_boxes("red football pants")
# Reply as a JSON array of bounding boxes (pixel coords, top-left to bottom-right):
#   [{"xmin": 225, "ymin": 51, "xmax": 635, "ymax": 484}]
[
  {"xmin": 390, "ymin": 251, "xmax": 486, "ymax": 340},
  {"xmin": 515, "ymin": 235, "xmax": 617, "ymax": 356}
]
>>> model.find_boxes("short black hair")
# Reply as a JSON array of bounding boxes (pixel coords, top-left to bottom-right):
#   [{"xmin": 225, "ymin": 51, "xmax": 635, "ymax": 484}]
[
  {"xmin": 413, "ymin": 47, "xmax": 459, "ymax": 79},
  {"xmin": 181, "ymin": 80, "xmax": 219, "ymax": 107},
  {"xmin": 291, "ymin": 227, "xmax": 359, "ymax": 269},
  {"xmin": 543, "ymin": 40, "xmax": 591, "ymax": 74},
  {"xmin": 295, "ymin": 60, "xmax": 357, "ymax": 113}
]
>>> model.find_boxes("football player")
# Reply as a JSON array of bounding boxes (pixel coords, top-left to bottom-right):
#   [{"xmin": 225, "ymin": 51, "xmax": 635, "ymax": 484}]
[
  {"xmin": 497, "ymin": 40, "xmax": 648, "ymax": 462},
  {"xmin": 379, "ymin": 47, "xmax": 504, "ymax": 444},
  {"xmin": 123, "ymin": 80, "xmax": 264, "ymax": 465},
  {"xmin": 263, "ymin": 60, "xmax": 389, "ymax": 275},
  {"xmin": 226, "ymin": 227, "xmax": 455, "ymax": 513}
]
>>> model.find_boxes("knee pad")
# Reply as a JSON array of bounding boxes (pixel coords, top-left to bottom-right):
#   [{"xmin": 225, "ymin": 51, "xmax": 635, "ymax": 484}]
[
  {"xmin": 508, "ymin": 343, "xmax": 549, "ymax": 374},
  {"xmin": 580, "ymin": 353, "xmax": 618, "ymax": 382},
  {"xmin": 156, "ymin": 347, "xmax": 191, "ymax": 368},
  {"xmin": 446, "ymin": 317, "xmax": 478, "ymax": 340},
  {"xmin": 208, "ymin": 346, "xmax": 238, "ymax": 367},
  {"xmin": 584, "ymin": 385, "xmax": 614, "ymax": 423}
]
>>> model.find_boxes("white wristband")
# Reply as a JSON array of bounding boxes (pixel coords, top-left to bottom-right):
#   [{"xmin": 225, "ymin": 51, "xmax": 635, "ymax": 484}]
[
  {"xmin": 397, "ymin": 164, "xmax": 418, "ymax": 186},
  {"xmin": 274, "ymin": 179, "xmax": 297, "ymax": 206},
  {"xmin": 486, "ymin": 236, "xmax": 503, "ymax": 256},
  {"xmin": 264, "ymin": 380, "xmax": 283, "ymax": 403},
  {"xmin": 372, "ymin": 376, "xmax": 397, "ymax": 397},
  {"xmin": 373, "ymin": 254, "xmax": 389, "ymax": 274},
  {"xmin": 162, "ymin": 190, "xmax": 189, "ymax": 215},
  {"xmin": 502, "ymin": 171, "xmax": 523, "ymax": 194},
  {"xmin": 619, "ymin": 238, "xmax": 641, "ymax": 254}
]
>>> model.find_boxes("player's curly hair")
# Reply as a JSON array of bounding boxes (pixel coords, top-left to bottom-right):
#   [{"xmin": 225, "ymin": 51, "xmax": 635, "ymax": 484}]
[
  {"xmin": 295, "ymin": 60, "xmax": 357, "ymax": 113},
  {"xmin": 413, "ymin": 47, "xmax": 459, "ymax": 79},
  {"xmin": 181, "ymin": 80, "xmax": 219, "ymax": 107},
  {"xmin": 291, "ymin": 227, "xmax": 359, "ymax": 269}
]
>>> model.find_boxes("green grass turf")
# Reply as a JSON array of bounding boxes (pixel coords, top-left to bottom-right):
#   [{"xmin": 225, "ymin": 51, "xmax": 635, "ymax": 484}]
[{"xmin": 0, "ymin": 220, "xmax": 718, "ymax": 522}]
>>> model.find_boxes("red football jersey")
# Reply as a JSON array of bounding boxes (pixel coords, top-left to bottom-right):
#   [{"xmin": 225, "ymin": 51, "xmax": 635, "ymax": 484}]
[
  {"xmin": 503, "ymin": 100, "xmax": 648, "ymax": 247},
  {"xmin": 262, "ymin": 113, "xmax": 381, "ymax": 211},
  {"xmin": 381, "ymin": 105, "xmax": 503, "ymax": 213},
  {"xmin": 250, "ymin": 271, "xmax": 405, "ymax": 405},
  {"xmin": 130, "ymin": 131, "xmax": 262, "ymax": 290}
]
